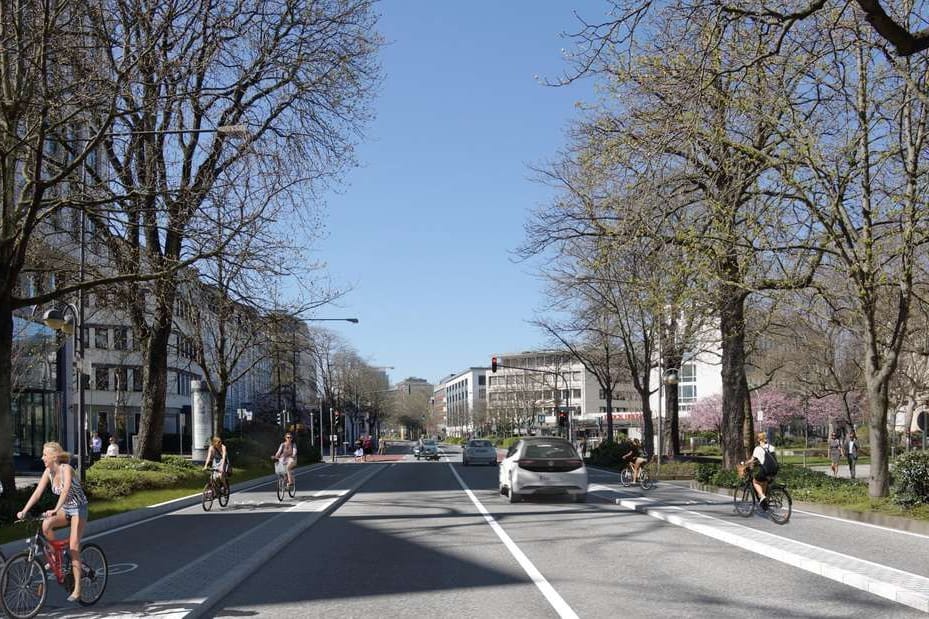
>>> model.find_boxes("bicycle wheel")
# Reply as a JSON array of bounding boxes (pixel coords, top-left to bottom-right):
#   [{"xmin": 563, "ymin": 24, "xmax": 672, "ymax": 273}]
[
  {"xmin": 73, "ymin": 544, "xmax": 108, "ymax": 606},
  {"xmin": 218, "ymin": 477, "xmax": 230, "ymax": 507},
  {"xmin": 276, "ymin": 475, "xmax": 285, "ymax": 501},
  {"xmin": 620, "ymin": 467, "xmax": 632, "ymax": 487},
  {"xmin": 287, "ymin": 476, "xmax": 296, "ymax": 498},
  {"xmin": 733, "ymin": 482, "xmax": 755, "ymax": 517},
  {"xmin": 0, "ymin": 552, "xmax": 47, "ymax": 619},
  {"xmin": 201, "ymin": 482, "xmax": 215, "ymax": 511},
  {"xmin": 766, "ymin": 486, "xmax": 792, "ymax": 525},
  {"xmin": 640, "ymin": 469, "xmax": 652, "ymax": 490}
]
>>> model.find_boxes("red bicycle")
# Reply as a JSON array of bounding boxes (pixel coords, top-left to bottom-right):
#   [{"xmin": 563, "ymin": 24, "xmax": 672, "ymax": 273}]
[{"xmin": 0, "ymin": 517, "xmax": 108, "ymax": 618}]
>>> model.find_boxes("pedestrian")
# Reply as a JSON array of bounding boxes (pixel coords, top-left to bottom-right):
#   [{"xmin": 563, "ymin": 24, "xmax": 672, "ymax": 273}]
[
  {"xmin": 378, "ymin": 439, "xmax": 387, "ymax": 455},
  {"xmin": 362, "ymin": 435, "xmax": 372, "ymax": 462},
  {"xmin": 105, "ymin": 436, "xmax": 119, "ymax": 457},
  {"xmin": 16, "ymin": 442, "xmax": 89, "ymax": 602},
  {"xmin": 845, "ymin": 432, "xmax": 859, "ymax": 479},
  {"xmin": 828, "ymin": 432, "xmax": 842, "ymax": 477},
  {"xmin": 90, "ymin": 432, "xmax": 102, "ymax": 463},
  {"xmin": 579, "ymin": 436, "xmax": 587, "ymax": 458}
]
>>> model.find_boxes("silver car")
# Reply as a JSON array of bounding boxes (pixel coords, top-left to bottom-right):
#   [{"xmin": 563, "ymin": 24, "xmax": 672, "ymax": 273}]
[
  {"xmin": 462, "ymin": 439, "xmax": 497, "ymax": 466},
  {"xmin": 498, "ymin": 437, "xmax": 588, "ymax": 503},
  {"xmin": 417, "ymin": 439, "xmax": 440, "ymax": 461}
]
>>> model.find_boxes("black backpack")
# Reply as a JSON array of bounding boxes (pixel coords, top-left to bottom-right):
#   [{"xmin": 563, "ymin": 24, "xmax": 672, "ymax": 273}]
[{"xmin": 761, "ymin": 447, "xmax": 779, "ymax": 476}]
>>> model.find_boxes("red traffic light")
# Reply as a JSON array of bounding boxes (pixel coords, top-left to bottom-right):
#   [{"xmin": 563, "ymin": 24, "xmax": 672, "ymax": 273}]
[{"xmin": 491, "ymin": 356, "xmax": 497, "ymax": 373}]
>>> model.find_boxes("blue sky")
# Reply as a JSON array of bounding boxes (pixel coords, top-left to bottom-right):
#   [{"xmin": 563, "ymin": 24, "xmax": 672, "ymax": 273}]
[{"xmin": 313, "ymin": 1, "xmax": 604, "ymax": 385}]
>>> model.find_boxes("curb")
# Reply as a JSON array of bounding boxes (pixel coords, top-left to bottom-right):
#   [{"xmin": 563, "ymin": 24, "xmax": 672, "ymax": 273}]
[{"xmin": 0, "ymin": 462, "xmax": 329, "ymax": 558}]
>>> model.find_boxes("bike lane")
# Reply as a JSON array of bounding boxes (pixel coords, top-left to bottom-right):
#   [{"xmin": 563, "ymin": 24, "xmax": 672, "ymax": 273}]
[
  {"xmin": 1, "ymin": 463, "xmax": 381, "ymax": 618},
  {"xmin": 586, "ymin": 467, "xmax": 929, "ymax": 613}
]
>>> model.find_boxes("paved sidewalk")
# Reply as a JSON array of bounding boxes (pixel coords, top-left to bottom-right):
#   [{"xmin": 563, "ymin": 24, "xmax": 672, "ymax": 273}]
[{"xmin": 810, "ymin": 463, "xmax": 871, "ymax": 480}]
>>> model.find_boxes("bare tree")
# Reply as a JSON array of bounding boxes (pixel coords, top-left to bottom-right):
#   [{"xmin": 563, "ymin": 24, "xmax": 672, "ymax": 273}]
[{"xmin": 93, "ymin": 0, "xmax": 381, "ymax": 461}]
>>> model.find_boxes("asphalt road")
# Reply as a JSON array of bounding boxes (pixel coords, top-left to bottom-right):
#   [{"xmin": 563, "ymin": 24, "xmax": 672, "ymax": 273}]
[{"xmin": 8, "ymin": 442, "xmax": 927, "ymax": 618}]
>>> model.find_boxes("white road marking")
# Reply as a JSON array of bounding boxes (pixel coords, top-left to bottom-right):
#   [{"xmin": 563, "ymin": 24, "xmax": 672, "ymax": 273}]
[{"xmin": 449, "ymin": 464, "xmax": 580, "ymax": 619}]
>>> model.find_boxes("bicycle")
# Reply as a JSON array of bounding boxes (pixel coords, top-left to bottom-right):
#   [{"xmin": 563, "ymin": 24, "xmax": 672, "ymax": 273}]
[
  {"xmin": 619, "ymin": 459, "xmax": 653, "ymax": 490},
  {"xmin": 202, "ymin": 469, "xmax": 230, "ymax": 511},
  {"xmin": 274, "ymin": 459, "xmax": 296, "ymax": 502},
  {"xmin": 733, "ymin": 468, "xmax": 792, "ymax": 524},
  {"xmin": 0, "ymin": 516, "xmax": 108, "ymax": 618}
]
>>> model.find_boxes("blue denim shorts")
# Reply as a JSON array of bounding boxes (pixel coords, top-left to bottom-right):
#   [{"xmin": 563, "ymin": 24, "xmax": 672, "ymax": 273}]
[{"xmin": 63, "ymin": 504, "xmax": 88, "ymax": 520}]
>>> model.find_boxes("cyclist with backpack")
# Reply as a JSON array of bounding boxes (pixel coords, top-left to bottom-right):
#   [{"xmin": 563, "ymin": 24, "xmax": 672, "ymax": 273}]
[{"xmin": 745, "ymin": 431, "xmax": 778, "ymax": 510}]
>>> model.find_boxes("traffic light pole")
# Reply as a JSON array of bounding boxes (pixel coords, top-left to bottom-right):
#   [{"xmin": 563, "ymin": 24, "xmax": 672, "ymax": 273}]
[
  {"xmin": 330, "ymin": 407, "xmax": 336, "ymax": 463},
  {"xmin": 491, "ymin": 358, "xmax": 571, "ymax": 441}
]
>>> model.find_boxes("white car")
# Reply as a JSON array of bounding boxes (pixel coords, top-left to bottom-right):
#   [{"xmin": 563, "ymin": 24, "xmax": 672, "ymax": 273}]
[
  {"xmin": 498, "ymin": 437, "xmax": 588, "ymax": 503},
  {"xmin": 462, "ymin": 439, "xmax": 497, "ymax": 466}
]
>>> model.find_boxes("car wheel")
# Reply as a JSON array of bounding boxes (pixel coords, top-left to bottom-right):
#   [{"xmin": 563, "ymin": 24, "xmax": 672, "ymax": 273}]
[
  {"xmin": 463, "ymin": 459, "xmax": 469, "ymax": 466},
  {"xmin": 499, "ymin": 484, "xmax": 507, "ymax": 496},
  {"xmin": 574, "ymin": 493, "xmax": 587, "ymax": 503},
  {"xmin": 508, "ymin": 488, "xmax": 521, "ymax": 503}
]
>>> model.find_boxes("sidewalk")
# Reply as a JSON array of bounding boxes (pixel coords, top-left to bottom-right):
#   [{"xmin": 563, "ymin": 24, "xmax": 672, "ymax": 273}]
[{"xmin": 810, "ymin": 463, "xmax": 870, "ymax": 480}]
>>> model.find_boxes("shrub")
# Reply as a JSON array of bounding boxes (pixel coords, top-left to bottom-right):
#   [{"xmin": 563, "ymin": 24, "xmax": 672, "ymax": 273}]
[
  {"xmin": 695, "ymin": 463, "xmax": 719, "ymax": 484},
  {"xmin": 499, "ymin": 436, "xmax": 521, "ymax": 451},
  {"xmin": 84, "ymin": 457, "xmax": 201, "ymax": 500},
  {"xmin": 892, "ymin": 450, "xmax": 929, "ymax": 507},
  {"xmin": 588, "ymin": 439, "xmax": 632, "ymax": 469}
]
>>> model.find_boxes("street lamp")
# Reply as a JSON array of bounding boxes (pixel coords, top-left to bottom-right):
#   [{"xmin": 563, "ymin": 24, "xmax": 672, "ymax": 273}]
[{"xmin": 42, "ymin": 306, "xmax": 86, "ymax": 483}]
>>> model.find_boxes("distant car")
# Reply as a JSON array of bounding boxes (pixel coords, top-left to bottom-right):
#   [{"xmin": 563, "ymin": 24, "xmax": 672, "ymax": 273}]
[
  {"xmin": 498, "ymin": 437, "xmax": 587, "ymax": 503},
  {"xmin": 462, "ymin": 439, "xmax": 497, "ymax": 466},
  {"xmin": 417, "ymin": 439, "xmax": 439, "ymax": 461}
]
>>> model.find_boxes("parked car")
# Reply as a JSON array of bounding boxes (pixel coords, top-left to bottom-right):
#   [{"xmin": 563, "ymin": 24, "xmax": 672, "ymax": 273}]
[
  {"xmin": 417, "ymin": 439, "xmax": 440, "ymax": 461},
  {"xmin": 462, "ymin": 439, "xmax": 497, "ymax": 466},
  {"xmin": 498, "ymin": 437, "xmax": 587, "ymax": 503}
]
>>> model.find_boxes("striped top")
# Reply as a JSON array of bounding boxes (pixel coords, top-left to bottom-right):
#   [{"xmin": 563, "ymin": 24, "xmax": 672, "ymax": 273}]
[{"xmin": 49, "ymin": 466, "xmax": 88, "ymax": 509}]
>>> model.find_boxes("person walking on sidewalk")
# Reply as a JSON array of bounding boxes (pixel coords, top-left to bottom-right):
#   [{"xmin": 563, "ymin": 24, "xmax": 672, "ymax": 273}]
[
  {"xmin": 828, "ymin": 432, "xmax": 842, "ymax": 477},
  {"xmin": 845, "ymin": 432, "xmax": 860, "ymax": 479}
]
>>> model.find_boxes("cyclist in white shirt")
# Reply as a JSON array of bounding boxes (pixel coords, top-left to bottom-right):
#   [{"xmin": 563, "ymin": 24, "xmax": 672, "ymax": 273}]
[{"xmin": 745, "ymin": 431, "xmax": 775, "ymax": 510}]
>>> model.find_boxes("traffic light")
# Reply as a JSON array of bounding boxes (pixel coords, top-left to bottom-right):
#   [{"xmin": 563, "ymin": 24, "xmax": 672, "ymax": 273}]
[
  {"xmin": 558, "ymin": 410, "xmax": 567, "ymax": 428},
  {"xmin": 491, "ymin": 356, "xmax": 497, "ymax": 373},
  {"xmin": 276, "ymin": 412, "xmax": 282, "ymax": 424}
]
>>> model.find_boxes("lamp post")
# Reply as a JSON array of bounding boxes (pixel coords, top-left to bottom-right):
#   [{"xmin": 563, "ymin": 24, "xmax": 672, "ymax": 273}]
[{"xmin": 42, "ymin": 305, "xmax": 85, "ymax": 483}]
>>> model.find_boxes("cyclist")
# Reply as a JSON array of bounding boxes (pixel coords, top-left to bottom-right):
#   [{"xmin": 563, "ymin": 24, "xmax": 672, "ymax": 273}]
[
  {"xmin": 272, "ymin": 432, "xmax": 297, "ymax": 488},
  {"xmin": 203, "ymin": 436, "xmax": 230, "ymax": 483},
  {"xmin": 744, "ymin": 431, "xmax": 775, "ymax": 510},
  {"xmin": 16, "ymin": 441, "xmax": 88, "ymax": 602},
  {"xmin": 623, "ymin": 438, "xmax": 649, "ymax": 483}
]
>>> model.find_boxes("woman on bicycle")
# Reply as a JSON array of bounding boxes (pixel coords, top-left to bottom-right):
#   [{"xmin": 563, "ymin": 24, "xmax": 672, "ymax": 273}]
[
  {"xmin": 16, "ymin": 441, "xmax": 88, "ymax": 602},
  {"xmin": 203, "ymin": 436, "xmax": 229, "ymax": 481},
  {"xmin": 272, "ymin": 432, "xmax": 297, "ymax": 488},
  {"xmin": 623, "ymin": 438, "xmax": 648, "ymax": 483}
]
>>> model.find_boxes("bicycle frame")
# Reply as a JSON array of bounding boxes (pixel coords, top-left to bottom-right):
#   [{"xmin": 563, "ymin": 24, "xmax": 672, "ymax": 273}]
[{"xmin": 22, "ymin": 521, "xmax": 71, "ymax": 584}]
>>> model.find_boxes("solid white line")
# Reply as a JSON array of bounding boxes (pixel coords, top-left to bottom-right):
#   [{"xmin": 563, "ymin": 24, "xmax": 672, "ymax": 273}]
[{"xmin": 449, "ymin": 465, "xmax": 580, "ymax": 619}]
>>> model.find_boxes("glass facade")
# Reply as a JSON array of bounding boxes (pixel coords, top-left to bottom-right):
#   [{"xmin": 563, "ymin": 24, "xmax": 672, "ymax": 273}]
[{"xmin": 12, "ymin": 315, "xmax": 61, "ymax": 466}]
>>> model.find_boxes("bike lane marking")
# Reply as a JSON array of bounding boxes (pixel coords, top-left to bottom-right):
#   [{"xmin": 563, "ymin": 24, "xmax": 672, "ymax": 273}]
[
  {"xmin": 588, "ymin": 482, "xmax": 929, "ymax": 613},
  {"xmin": 449, "ymin": 464, "xmax": 580, "ymax": 619}
]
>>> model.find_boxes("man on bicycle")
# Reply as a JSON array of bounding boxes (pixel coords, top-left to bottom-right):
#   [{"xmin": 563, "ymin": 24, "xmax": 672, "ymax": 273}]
[
  {"xmin": 623, "ymin": 438, "xmax": 649, "ymax": 483},
  {"xmin": 744, "ymin": 431, "xmax": 775, "ymax": 510}
]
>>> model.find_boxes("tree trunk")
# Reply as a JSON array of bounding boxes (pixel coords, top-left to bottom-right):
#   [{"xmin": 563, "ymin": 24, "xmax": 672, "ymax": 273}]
[
  {"xmin": 866, "ymin": 375, "xmax": 890, "ymax": 497},
  {"xmin": 212, "ymin": 389, "xmax": 227, "ymax": 439},
  {"xmin": 0, "ymin": 301, "xmax": 16, "ymax": 493},
  {"xmin": 604, "ymin": 393, "xmax": 614, "ymax": 441},
  {"xmin": 719, "ymin": 287, "xmax": 750, "ymax": 469},
  {"xmin": 665, "ymin": 349, "xmax": 683, "ymax": 457},
  {"xmin": 137, "ymin": 317, "xmax": 171, "ymax": 461}
]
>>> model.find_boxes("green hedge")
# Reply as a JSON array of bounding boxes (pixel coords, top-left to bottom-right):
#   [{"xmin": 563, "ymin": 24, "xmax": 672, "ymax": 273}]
[
  {"xmin": 588, "ymin": 439, "xmax": 633, "ymax": 468},
  {"xmin": 84, "ymin": 455, "xmax": 202, "ymax": 500},
  {"xmin": 893, "ymin": 449, "xmax": 929, "ymax": 506}
]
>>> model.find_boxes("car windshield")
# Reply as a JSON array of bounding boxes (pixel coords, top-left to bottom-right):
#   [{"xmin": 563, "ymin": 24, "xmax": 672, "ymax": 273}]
[
  {"xmin": 523, "ymin": 443, "xmax": 577, "ymax": 459},
  {"xmin": 423, "ymin": 440, "xmax": 436, "ymax": 446},
  {"xmin": 469, "ymin": 440, "xmax": 492, "ymax": 448}
]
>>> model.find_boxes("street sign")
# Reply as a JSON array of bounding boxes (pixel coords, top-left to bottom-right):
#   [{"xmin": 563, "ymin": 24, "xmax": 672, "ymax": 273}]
[{"xmin": 538, "ymin": 414, "xmax": 545, "ymax": 422}]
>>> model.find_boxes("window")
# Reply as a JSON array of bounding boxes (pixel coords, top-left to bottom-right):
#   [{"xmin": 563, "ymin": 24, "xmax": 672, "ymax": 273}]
[
  {"xmin": 113, "ymin": 327, "xmax": 128, "ymax": 351},
  {"xmin": 114, "ymin": 367, "xmax": 127, "ymax": 392},
  {"xmin": 478, "ymin": 375, "xmax": 485, "ymax": 386},
  {"xmin": 132, "ymin": 367, "xmax": 143, "ymax": 392},
  {"xmin": 94, "ymin": 367, "xmax": 109, "ymax": 391},
  {"xmin": 94, "ymin": 327, "xmax": 108, "ymax": 350},
  {"xmin": 680, "ymin": 384, "xmax": 697, "ymax": 402},
  {"xmin": 680, "ymin": 363, "xmax": 696, "ymax": 382},
  {"xmin": 572, "ymin": 389, "xmax": 581, "ymax": 399}
]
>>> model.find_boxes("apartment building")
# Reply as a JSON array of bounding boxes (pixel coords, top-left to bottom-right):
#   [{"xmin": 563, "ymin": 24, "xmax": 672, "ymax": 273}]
[{"xmin": 442, "ymin": 368, "xmax": 489, "ymax": 437}]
